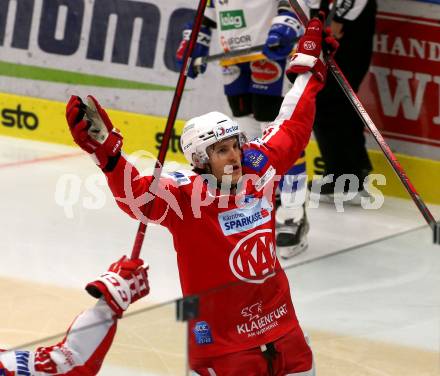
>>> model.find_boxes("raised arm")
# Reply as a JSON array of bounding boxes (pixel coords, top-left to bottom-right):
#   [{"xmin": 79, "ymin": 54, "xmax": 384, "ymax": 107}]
[
  {"xmin": 257, "ymin": 14, "xmax": 338, "ymax": 176},
  {"xmin": 65, "ymin": 96, "xmax": 183, "ymax": 227},
  {"xmin": 0, "ymin": 257, "xmax": 149, "ymax": 375},
  {"xmin": 104, "ymin": 154, "xmax": 184, "ymax": 225}
]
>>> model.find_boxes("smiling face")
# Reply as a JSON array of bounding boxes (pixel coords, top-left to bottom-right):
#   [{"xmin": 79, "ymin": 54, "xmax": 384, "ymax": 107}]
[{"xmin": 207, "ymin": 137, "xmax": 243, "ymax": 186}]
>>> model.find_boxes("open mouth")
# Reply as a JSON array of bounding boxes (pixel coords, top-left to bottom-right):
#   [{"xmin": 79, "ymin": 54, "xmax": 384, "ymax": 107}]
[{"xmin": 224, "ymin": 164, "xmax": 241, "ymax": 174}]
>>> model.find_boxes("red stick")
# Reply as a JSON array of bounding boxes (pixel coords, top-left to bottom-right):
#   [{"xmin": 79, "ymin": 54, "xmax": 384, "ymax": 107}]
[
  {"xmin": 288, "ymin": 0, "xmax": 437, "ymax": 230},
  {"xmin": 131, "ymin": 0, "xmax": 209, "ymax": 260}
]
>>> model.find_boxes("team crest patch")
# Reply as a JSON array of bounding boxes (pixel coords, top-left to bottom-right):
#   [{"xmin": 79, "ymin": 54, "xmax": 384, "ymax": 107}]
[
  {"xmin": 218, "ymin": 197, "xmax": 272, "ymax": 236},
  {"xmin": 243, "ymin": 149, "xmax": 268, "ymax": 172},
  {"xmin": 193, "ymin": 321, "xmax": 213, "ymax": 345}
]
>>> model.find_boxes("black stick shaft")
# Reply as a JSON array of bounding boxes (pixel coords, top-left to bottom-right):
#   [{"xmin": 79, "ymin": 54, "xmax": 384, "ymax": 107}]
[
  {"xmin": 288, "ymin": 0, "xmax": 437, "ymax": 229},
  {"xmin": 131, "ymin": 0, "xmax": 209, "ymax": 260}
]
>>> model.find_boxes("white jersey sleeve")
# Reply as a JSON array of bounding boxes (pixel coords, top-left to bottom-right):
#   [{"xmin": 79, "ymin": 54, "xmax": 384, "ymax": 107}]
[
  {"xmin": 252, "ymin": 71, "xmax": 324, "ymax": 177},
  {"xmin": 0, "ymin": 299, "xmax": 117, "ymax": 375}
]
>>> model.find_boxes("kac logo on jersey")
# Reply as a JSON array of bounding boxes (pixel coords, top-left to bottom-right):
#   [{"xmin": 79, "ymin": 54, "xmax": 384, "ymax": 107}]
[
  {"xmin": 243, "ymin": 149, "xmax": 268, "ymax": 172},
  {"xmin": 193, "ymin": 321, "xmax": 213, "ymax": 345},
  {"xmin": 229, "ymin": 229, "xmax": 277, "ymax": 284},
  {"xmin": 218, "ymin": 197, "xmax": 272, "ymax": 236},
  {"xmin": 241, "ymin": 301, "xmax": 263, "ymax": 321}
]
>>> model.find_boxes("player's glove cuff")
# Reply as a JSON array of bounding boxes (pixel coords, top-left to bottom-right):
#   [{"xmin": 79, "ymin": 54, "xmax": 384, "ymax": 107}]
[
  {"xmin": 286, "ymin": 54, "xmax": 327, "ymax": 83},
  {"xmin": 86, "ymin": 272, "xmax": 130, "ymax": 318}
]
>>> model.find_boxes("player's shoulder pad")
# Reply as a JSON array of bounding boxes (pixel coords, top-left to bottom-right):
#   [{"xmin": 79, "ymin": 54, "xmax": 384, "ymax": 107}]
[{"xmin": 163, "ymin": 170, "xmax": 196, "ymax": 186}]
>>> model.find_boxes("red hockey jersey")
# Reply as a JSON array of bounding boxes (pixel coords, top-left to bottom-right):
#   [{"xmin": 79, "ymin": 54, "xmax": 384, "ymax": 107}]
[{"xmin": 105, "ymin": 71, "xmax": 323, "ymax": 359}]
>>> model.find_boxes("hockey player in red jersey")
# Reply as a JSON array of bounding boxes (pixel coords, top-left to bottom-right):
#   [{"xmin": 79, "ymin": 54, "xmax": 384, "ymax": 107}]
[
  {"xmin": 0, "ymin": 256, "xmax": 149, "ymax": 375},
  {"xmin": 66, "ymin": 14, "xmax": 337, "ymax": 376},
  {"xmin": 176, "ymin": 0, "xmax": 310, "ymax": 259}
]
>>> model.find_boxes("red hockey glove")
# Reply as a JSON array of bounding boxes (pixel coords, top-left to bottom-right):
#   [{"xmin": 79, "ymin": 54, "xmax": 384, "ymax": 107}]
[
  {"xmin": 86, "ymin": 256, "xmax": 150, "ymax": 318},
  {"xmin": 323, "ymin": 26, "xmax": 339, "ymax": 57},
  {"xmin": 286, "ymin": 12, "xmax": 338, "ymax": 83},
  {"xmin": 66, "ymin": 95, "xmax": 123, "ymax": 171}
]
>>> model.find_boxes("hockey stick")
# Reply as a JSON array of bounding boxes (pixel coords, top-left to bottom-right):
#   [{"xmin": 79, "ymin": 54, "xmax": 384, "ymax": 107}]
[
  {"xmin": 193, "ymin": 44, "xmax": 266, "ymax": 67},
  {"xmin": 194, "ymin": 40, "xmax": 285, "ymax": 68},
  {"xmin": 324, "ymin": 0, "xmax": 337, "ymax": 26},
  {"xmin": 130, "ymin": 0, "xmax": 209, "ymax": 260},
  {"xmin": 288, "ymin": 0, "xmax": 438, "ymax": 231},
  {"xmin": 435, "ymin": 222, "xmax": 440, "ymax": 245}
]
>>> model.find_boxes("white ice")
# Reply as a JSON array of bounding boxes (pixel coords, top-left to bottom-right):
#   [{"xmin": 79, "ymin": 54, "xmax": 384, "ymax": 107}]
[{"xmin": 1, "ymin": 135, "xmax": 439, "ymax": 374}]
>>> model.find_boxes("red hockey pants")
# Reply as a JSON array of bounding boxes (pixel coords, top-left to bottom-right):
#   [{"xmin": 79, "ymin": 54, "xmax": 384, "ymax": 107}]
[{"xmin": 190, "ymin": 326, "xmax": 314, "ymax": 376}]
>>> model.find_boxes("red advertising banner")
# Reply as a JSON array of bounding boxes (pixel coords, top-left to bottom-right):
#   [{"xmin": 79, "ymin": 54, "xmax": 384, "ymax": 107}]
[{"xmin": 359, "ymin": 11, "xmax": 440, "ymax": 148}]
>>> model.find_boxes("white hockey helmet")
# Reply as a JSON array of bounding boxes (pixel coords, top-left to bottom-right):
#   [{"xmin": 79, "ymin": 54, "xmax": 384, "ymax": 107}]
[{"xmin": 181, "ymin": 111, "xmax": 247, "ymax": 167}]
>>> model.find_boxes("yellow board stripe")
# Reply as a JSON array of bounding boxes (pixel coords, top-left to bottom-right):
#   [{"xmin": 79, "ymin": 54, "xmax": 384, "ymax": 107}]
[
  {"xmin": 0, "ymin": 92, "xmax": 187, "ymax": 163},
  {"xmin": 0, "ymin": 92, "xmax": 438, "ymax": 205},
  {"xmin": 220, "ymin": 53, "xmax": 267, "ymax": 67},
  {"xmin": 305, "ymin": 141, "xmax": 440, "ymax": 205},
  {"xmin": 219, "ymin": 47, "xmax": 297, "ymax": 67}
]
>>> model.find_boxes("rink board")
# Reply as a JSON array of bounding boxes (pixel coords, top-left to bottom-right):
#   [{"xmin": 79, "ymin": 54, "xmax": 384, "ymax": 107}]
[
  {"xmin": 0, "ymin": 91, "xmax": 187, "ymax": 164},
  {"xmin": 0, "ymin": 91, "xmax": 438, "ymax": 205}
]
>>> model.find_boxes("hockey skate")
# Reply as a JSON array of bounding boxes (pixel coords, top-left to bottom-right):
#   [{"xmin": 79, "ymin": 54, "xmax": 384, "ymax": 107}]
[{"xmin": 276, "ymin": 206, "xmax": 310, "ymax": 259}]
